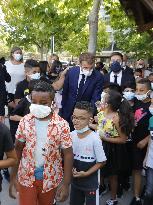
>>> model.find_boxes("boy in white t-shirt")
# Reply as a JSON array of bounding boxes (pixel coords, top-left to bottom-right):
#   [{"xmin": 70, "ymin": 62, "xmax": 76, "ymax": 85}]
[
  {"xmin": 70, "ymin": 101, "xmax": 106, "ymax": 205},
  {"xmin": 143, "ymin": 97, "xmax": 153, "ymax": 205}
]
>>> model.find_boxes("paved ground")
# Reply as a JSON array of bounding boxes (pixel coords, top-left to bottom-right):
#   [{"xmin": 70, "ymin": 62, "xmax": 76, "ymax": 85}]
[{"xmin": 0, "ymin": 177, "xmax": 133, "ymax": 205}]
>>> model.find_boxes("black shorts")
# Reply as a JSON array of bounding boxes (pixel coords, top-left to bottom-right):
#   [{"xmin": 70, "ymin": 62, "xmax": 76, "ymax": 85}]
[
  {"xmin": 70, "ymin": 185, "xmax": 99, "ymax": 205},
  {"xmin": 132, "ymin": 145, "xmax": 147, "ymax": 170}
]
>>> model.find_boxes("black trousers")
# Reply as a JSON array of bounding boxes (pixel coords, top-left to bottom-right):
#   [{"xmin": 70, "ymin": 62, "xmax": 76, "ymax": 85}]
[{"xmin": 70, "ymin": 185, "xmax": 99, "ymax": 205}]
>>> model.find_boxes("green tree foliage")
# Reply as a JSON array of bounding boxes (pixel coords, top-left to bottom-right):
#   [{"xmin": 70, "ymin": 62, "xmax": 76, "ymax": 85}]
[
  {"xmin": 0, "ymin": 0, "xmax": 109, "ymax": 57},
  {"xmin": 0, "ymin": 0, "xmax": 93, "ymax": 58},
  {"xmin": 103, "ymin": 0, "xmax": 153, "ymax": 58},
  {"xmin": 63, "ymin": 21, "xmax": 109, "ymax": 56}
]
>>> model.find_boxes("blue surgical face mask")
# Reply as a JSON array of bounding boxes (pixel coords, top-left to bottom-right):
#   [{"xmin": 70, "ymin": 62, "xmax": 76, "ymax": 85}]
[
  {"xmin": 123, "ymin": 91, "xmax": 135, "ymax": 101},
  {"xmin": 151, "ymin": 83, "xmax": 153, "ymax": 90},
  {"xmin": 75, "ymin": 126, "xmax": 90, "ymax": 134},
  {"xmin": 135, "ymin": 91, "xmax": 149, "ymax": 101},
  {"xmin": 13, "ymin": 53, "xmax": 22, "ymax": 61}
]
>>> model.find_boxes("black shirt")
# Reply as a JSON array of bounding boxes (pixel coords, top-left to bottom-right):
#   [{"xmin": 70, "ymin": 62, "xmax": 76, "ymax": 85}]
[
  {"xmin": 132, "ymin": 100, "xmax": 151, "ymax": 144},
  {"xmin": 0, "ymin": 64, "xmax": 11, "ymax": 115},
  {"xmin": 0, "ymin": 123, "xmax": 14, "ymax": 160},
  {"xmin": 12, "ymin": 97, "xmax": 31, "ymax": 117},
  {"xmin": 14, "ymin": 79, "xmax": 29, "ymax": 99},
  {"xmin": 10, "ymin": 97, "xmax": 31, "ymax": 141}
]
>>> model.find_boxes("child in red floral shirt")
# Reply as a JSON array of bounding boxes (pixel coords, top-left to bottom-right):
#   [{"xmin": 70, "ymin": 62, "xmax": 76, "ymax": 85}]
[{"xmin": 9, "ymin": 81, "xmax": 73, "ymax": 205}]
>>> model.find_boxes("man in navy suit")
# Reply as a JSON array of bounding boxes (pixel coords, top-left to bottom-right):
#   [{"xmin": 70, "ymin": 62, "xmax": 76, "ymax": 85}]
[
  {"xmin": 104, "ymin": 52, "xmax": 135, "ymax": 89},
  {"xmin": 60, "ymin": 52, "xmax": 104, "ymax": 130}
]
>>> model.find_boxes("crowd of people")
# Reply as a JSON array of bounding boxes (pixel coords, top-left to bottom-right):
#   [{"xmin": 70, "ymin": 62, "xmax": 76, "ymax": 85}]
[{"xmin": 0, "ymin": 47, "xmax": 153, "ymax": 205}]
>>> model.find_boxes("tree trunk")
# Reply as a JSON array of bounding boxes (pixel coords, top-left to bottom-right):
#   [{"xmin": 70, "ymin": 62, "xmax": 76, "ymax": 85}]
[
  {"xmin": 40, "ymin": 46, "xmax": 44, "ymax": 60},
  {"xmin": 88, "ymin": 0, "xmax": 102, "ymax": 54}
]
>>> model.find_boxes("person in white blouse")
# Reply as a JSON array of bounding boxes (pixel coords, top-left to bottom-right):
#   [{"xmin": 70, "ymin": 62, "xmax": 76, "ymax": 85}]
[{"xmin": 5, "ymin": 47, "xmax": 25, "ymax": 108}]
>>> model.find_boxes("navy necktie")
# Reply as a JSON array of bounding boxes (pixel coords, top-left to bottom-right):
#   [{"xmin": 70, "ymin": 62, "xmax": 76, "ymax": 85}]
[
  {"xmin": 114, "ymin": 75, "xmax": 118, "ymax": 84},
  {"xmin": 77, "ymin": 74, "xmax": 85, "ymax": 101}
]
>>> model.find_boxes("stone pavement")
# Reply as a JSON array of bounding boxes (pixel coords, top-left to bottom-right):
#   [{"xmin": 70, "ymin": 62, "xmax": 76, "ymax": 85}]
[{"xmin": 0, "ymin": 177, "xmax": 133, "ymax": 205}]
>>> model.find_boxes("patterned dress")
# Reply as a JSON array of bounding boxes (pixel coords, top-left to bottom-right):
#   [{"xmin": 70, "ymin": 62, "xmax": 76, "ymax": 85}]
[
  {"xmin": 97, "ymin": 111, "xmax": 129, "ymax": 176},
  {"xmin": 97, "ymin": 111, "xmax": 118, "ymax": 138}
]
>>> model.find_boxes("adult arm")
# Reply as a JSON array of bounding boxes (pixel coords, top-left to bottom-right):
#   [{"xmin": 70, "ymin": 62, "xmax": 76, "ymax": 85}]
[
  {"xmin": 91, "ymin": 73, "xmax": 104, "ymax": 107},
  {"xmin": 2, "ymin": 65, "xmax": 11, "ymax": 82},
  {"xmin": 52, "ymin": 68, "xmax": 69, "ymax": 91}
]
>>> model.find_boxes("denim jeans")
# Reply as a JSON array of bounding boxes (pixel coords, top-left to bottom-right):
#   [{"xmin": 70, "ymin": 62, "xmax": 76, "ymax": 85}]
[{"xmin": 143, "ymin": 167, "xmax": 153, "ymax": 205}]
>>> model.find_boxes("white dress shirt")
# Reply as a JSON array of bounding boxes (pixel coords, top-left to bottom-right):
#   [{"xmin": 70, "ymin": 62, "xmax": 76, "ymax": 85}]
[
  {"xmin": 110, "ymin": 70, "xmax": 122, "ymax": 86},
  {"xmin": 78, "ymin": 67, "xmax": 87, "ymax": 88}
]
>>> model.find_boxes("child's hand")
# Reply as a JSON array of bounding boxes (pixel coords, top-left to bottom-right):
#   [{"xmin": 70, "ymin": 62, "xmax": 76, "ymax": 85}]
[
  {"xmin": 89, "ymin": 123, "xmax": 97, "ymax": 130},
  {"xmin": 56, "ymin": 183, "xmax": 69, "ymax": 202},
  {"xmin": 73, "ymin": 168, "xmax": 88, "ymax": 178},
  {"xmin": 112, "ymin": 114, "xmax": 119, "ymax": 126},
  {"xmin": 94, "ymin": 116, "xmax": 98, "ymax": 123}
]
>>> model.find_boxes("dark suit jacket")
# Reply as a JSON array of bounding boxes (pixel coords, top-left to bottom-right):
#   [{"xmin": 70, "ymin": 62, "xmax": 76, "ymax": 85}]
[
  {"xmin": 0, "ymin": 64, "xmax": 11, "ymax": 115},
  {"xmin": 60, "ymin": 66, "xmax": 104, "ymax": 122},
  {"xmin": 104, "ymin": 70, "xmax": 135, "ymax": 88},
  {"xmin": 123, "ymin": 66, "xmax": 134, "ymax": 76}
]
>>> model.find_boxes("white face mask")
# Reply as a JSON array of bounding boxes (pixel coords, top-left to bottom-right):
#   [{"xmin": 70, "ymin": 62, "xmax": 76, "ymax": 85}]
[
  {"xmin": 75, "ymin": 126, "xmax": 90, "ymax": 134},
  {"xmin": 151, "ymin": 82, "xmax": 153, "ymax": 90},
  {"xmin": 82, "ymin": 69, "xmax": 93, "ymax": 77},
  {"xmin": 29, "ymin": 73, "xmax": 40, "ymax": 80},
  {"xmin": 149, "ymin": 107, "xmax": 153, "ymax": 115},
  {"xmin": 30, "ymin": 104, "xmax": 51, "ymax": 118},
  {"xmin": 13, "ymin": 53, "xmax": 22, "ymax": 61},
  {"xmin": 123, "ymin": 91, "xmax": 135, "ymax": 101},
  {"xmin": 135, "ymin": 91, "xmax": 149, "ymax": 101}
]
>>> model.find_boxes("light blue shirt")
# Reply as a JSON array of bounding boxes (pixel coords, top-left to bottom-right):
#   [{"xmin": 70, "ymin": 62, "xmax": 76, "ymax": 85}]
[{"xmin": 34, "ymin": 119, "xmax": 49, "ymax": 179}]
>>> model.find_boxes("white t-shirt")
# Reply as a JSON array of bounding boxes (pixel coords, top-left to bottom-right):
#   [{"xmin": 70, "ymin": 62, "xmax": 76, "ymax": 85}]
[
  {"xmin": 5, "ymin": 60, "xmax": 25, "ymax": 94},
  {"xmin": 35, "ymin": 119, "xmax": 49, "ymax": 168},
  {"xmin": 71, "ymin": 130, "xmax": 106, "ymax": 163},
  {"xmin": 71, "ymin": 130, "xmax": 106, "ymax": 190}
]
